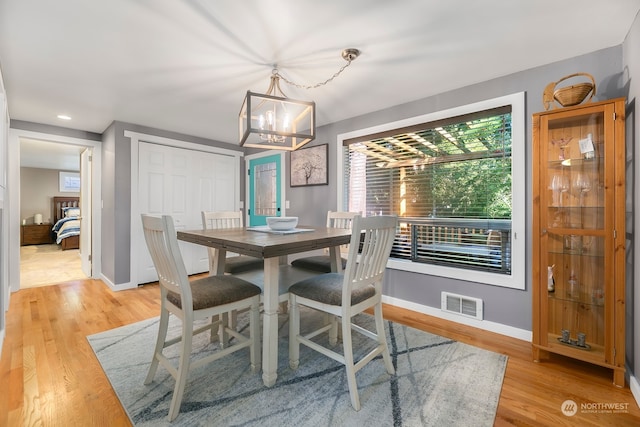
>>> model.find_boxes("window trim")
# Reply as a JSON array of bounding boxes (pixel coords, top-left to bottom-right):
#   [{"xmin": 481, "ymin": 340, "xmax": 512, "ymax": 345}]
[{"xmin": 336, "ymin": 92, "xmax": 525, "ymax": 289}]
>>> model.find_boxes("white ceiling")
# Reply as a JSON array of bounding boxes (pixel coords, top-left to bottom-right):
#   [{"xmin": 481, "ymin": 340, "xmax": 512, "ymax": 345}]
[
  {"xmin": 19, "ymin": 138, "xmax": 83, "ymax": 171},
  {"xmin": 2, "ymin": 1, "xmax": 639, "ymax": 168}
]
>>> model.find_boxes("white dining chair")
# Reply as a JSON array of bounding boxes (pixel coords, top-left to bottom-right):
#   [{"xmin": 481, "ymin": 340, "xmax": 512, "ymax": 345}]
[
  {"xmin": 141, "ymin": 214, "xmax": 261, "ymax": 421},
  {"xmin": 288, "ymin": 215, "xmax": 397, "ymax": 411},
  {"xmin": 202, "ymin": 210, "xmax": 269, "ymax": 344},
  {"xmin": 201, "ymin": 211, "xmax": 263, "ymax": 275},
  {"xmin": 290, "ymin": 211, "xmax": 360, "ymax": 273}
]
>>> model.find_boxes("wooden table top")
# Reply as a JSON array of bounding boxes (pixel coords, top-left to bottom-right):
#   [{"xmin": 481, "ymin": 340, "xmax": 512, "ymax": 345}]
[{"xmin": 177, "ymin": 226, "xmax": 352, "ymax": 259}]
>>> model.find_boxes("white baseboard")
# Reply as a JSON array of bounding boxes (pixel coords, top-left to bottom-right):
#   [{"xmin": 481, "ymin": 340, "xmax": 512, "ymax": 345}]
[
  {"xmin": 629, "ymin": 373, "xmax": 640, "ymax": 409},
  {"xmin": 99, "ymin": 274, "xmax": 137, "ymax": 291},
  {"xmin": 382, "ymin": 295, "xmax": 532, "ymax": 341}
]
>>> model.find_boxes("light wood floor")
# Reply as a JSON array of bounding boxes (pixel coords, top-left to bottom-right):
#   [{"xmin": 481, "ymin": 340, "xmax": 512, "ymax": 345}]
[
  {"xmin": 19, "ymin": 244, "xmax": 87, "ymax": 289},
  {"xmin": 1, "ymin": 278, "xmax": 638, "ymax": 426}
]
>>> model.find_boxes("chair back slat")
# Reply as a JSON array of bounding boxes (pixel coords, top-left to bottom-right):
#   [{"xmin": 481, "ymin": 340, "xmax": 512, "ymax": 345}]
[
  {"xmin": 342, "ymin": 215, "xmax": 397, "ymax": 306},
  {"xmin": 326, "ymin": 211, "xmax": 360, "ymax": 229},
  {"xmin": 326, "ymin": 211, "xmax": 360, "ymax": 254},
  {"xmin": 202, "ymin": 210, "xmax": 244, "ymax": 230},
  {"xmin": 201, "ymin": 211, "xmax": 246, "ymax": 271},
  {"xmin": 141, "ymin": 214, "xmax": 192, "ymax": 307}
]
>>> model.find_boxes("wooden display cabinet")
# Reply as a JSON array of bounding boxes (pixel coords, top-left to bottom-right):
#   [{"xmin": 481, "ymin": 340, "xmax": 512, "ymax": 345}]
[{"xmin": 532, "ymin": 98, "xmax": 626, "ymax": 386}]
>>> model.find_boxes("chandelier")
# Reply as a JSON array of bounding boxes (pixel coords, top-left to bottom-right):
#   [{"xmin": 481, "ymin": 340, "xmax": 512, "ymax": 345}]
[{"xmin": 239, "ymin": 48, "xmax": 360, "ymax": 151}]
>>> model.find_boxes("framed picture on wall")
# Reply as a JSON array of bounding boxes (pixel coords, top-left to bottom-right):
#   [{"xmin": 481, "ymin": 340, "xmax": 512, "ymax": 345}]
[
  {"xmin": 290, "ymin": 144, "xmax": 328, "ymax": 187},
  {"xmin": 59, "ymin": 171, "xmax": 80, "ymax": 192}
]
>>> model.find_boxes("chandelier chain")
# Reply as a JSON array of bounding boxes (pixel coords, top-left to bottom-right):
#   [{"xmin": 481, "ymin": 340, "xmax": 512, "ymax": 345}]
[{"xmin": 273, "ymin": 48, "xmax": 359, "ymax": 90}]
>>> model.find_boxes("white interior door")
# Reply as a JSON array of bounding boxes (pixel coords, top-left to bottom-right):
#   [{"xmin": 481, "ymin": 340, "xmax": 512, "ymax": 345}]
[
  {"xmin": 188, "ymin": 150, "xmax": 237, "ymax": 271},
  {"xmin": 80, "ymin": 148, "xmax": 92, "ymax": 277},
  {"xmin": 137, "ymin": 142, "xmax": 238, "ymax": 284}
]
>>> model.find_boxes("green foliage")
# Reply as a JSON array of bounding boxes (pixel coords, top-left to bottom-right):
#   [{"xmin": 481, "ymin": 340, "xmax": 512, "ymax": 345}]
[{"xmin": 356, "ymin": 112, "xmax": 513, "ymax": 220}]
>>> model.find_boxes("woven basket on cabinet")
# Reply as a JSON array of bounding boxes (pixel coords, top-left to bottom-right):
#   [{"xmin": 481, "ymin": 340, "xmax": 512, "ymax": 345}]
[{"xmin": 542, "ymin": 72, "xmax": 596, "ymax": 110}]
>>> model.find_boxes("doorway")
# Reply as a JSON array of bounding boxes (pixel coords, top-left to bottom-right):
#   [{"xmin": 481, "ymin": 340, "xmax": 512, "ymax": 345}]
[
  {"xmin": 19, "ymin": 143, "xmax": 89, "ymax": 287},
  {"xmin": 246, "ymin": 152, "xmax": 286, "ymax": 226},
  {"xmin": 8, "ymin": 128, "xmax": 102, "ymax": 293}
]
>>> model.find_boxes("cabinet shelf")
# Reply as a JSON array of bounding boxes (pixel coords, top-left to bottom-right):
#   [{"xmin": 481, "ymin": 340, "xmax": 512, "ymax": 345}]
[
  {"xmin": 532, "ymin": 98, "xmax": 625, "ymax": 387},
  {"xmin": 547, "ymin": 156, "xmax": 602, "ymax": 168},
  {"xmin": 556, "ymin": 337, "xmax": 591, "ymax": 351},
  {"xmin": 546, "ymin": 250, "xmax": 604, "ymax": 258},
  {"xmin": 547, "ymin": 292, "xmax": 605, "ymax": 307}
]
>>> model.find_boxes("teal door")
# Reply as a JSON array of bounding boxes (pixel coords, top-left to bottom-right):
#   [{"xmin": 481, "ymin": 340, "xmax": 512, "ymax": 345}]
[{"xmin": 248, "ymin": 154, "xmax": 282, "ymax": 226}]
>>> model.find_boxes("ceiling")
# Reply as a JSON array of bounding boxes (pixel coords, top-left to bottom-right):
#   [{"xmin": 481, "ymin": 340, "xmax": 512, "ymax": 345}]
[
  {"xmin": 2, "ymin": 1, "xmax": 639, "ymax": 169},
  {"xmin": 19, "ymin": 138, "xmax": 83, "ymax": 171}
]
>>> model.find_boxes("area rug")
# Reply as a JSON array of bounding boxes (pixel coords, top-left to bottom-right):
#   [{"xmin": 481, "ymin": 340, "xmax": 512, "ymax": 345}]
[{"xmin": 88, "ymin": 309, "xmax": 507, "ymax": 427}]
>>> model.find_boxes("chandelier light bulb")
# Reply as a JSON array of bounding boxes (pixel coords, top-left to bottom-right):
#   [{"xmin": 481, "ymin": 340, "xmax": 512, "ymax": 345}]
[{"xmin": 266, "ymin": 110, "xmax": 275, "ymax": 128}]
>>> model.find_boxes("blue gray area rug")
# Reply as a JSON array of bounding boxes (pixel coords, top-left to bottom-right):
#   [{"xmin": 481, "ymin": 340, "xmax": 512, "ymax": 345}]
[{"xmin": 87, "ymin": 309, "xmax": 507, "ymax": 426}]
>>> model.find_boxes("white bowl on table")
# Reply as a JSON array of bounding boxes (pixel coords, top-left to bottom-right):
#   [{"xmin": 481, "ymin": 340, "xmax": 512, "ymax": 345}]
[{"xmin": 266, "ymin": 216, "xmax": 298, "ymax": 231}]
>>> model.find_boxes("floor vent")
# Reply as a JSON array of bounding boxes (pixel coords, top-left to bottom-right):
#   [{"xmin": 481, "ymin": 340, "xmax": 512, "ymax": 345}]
[{"xmin": 441, "ymin": 292, "xmax": 483, "ymax": 320}]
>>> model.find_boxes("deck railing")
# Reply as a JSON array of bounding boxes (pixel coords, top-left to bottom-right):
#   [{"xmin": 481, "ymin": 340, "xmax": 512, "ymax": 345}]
[{"xmin": 391, "ymin": 217, "xmax": 512, "ymax": 274}]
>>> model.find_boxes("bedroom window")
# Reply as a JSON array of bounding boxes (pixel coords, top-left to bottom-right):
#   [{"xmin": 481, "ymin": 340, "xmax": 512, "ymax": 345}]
[
  {"xmin": 59, "ymin": 171, "xmax": 80, "ymax": 192},
  {"xmin": 338, "ymin": 93, "xmax": 525, "ymax": 289}
]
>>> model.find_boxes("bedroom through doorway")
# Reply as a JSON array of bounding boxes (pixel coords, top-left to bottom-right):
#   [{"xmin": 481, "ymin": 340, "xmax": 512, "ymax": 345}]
[{"xmin": 18, "ymin": 137, "xmax": 94, "ymax": 289}]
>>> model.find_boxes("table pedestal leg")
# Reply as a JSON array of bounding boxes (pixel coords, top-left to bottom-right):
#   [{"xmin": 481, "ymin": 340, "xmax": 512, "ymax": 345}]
[
  {"xmin": 329, "ymin": 246, "xmax": 342, "ymax": 273},
  {"xmin": 262, "ymin": 257, "xmax": 280, "ymax": 387},
  {"xmin": 329, "ymin": 246, "xmax": 342, "ymax": 343},
  {"xmin": 212, "ymin": 249, "xmax": 229, "ymax": 346}
]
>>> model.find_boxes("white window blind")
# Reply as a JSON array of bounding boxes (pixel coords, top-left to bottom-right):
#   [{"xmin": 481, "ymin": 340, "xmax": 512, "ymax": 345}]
[{"xmin": 343, "ymin": 105, "xmax": 512, "ymax": 275}]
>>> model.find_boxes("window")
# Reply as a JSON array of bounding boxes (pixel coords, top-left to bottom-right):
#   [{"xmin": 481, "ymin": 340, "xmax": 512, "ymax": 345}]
[
  {"xmin": 59, "ymin": 171, "xmax": 80, "ymax": 192},
  {"xmin": 338, "ymin": 93, "xmax": 525, "ymax": 289}
]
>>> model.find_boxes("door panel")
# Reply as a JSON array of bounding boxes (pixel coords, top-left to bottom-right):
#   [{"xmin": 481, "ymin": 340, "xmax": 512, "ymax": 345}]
[
  {"xmin": 138, "ymin": 142, "xmax": 238, "ymax": 283},
  {"xmin": 248, "ymin": 154, "xmax": 281, "ymax": 226}
]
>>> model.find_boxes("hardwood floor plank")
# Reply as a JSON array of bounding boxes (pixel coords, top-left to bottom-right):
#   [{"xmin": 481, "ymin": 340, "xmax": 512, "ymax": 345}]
[
  {"xmin": 0, "ymin": 279, "xmax": 638, "ymax": 426},
  {"xmin": 22, "ymin": 345, "xmax": 42, "ymax": 427}
]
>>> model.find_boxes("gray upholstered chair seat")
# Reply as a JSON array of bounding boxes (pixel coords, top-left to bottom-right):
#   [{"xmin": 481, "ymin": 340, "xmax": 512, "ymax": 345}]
[
  {"xmin": 290, "ymin": 211, "xmax": 359, "ymax": 273},
  {"xmin": 167, "ymin": 275, "xmax": 262, "ymax": 310},
  {"xmin": 288, "ymin": 272, "xmax": 374, "ymax": 306},
  {"xmin": 223, "ymin": 255, "xmax": 264, "ymax": 275},
  {"xmin": 290, "ymin": 256, "xmax": 347, "ymax": 274}
]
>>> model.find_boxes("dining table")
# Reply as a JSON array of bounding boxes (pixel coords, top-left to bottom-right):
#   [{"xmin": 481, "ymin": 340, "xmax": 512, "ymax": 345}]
[{"xmin": 176, "ymin": 225, "xmax": 353, "ymax": 387}]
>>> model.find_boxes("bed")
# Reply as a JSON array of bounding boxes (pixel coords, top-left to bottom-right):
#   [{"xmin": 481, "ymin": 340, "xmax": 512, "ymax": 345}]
[{"xmin": 52, "ymin": 196, "xmax": 80, "ymax": 250}]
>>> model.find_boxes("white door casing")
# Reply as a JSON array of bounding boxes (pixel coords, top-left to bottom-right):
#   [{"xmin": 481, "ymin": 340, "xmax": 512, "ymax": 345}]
[{"xmin": 80, "ymin": 148, "xmax": 92, "ymax": 277}]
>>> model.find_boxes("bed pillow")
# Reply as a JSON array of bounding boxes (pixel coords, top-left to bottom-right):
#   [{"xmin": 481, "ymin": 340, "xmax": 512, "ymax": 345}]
[{"xmin": 63, "ymin": 207, "xmax": 80, "ymax": 218}]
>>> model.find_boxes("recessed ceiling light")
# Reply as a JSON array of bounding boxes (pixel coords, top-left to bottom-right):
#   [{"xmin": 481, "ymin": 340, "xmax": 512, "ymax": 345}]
[{"xmin": 57, "ymin": 114, "xmax": 72, "ymax": 120}]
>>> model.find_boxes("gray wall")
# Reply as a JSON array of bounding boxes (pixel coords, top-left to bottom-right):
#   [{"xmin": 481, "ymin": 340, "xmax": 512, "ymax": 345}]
[
  {"xmin": 285, "ymin": 46, "xmax": 626, "ymax": 332},
  {"xmin": 623, "ymin": 11, "xmax": 639, "ymax": 387},
  {"xmin": 10, "ymin": 120, "xmax": 102, "ymax": 142},
  {"xmin": 20, "ymin": 167, "xmax": 79, "ymax": 224}
]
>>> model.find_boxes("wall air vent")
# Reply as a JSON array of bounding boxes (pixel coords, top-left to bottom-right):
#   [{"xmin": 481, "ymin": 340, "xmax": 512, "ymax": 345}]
[{"xmin": 441, "ymin": 292, "xmax": 483, "ymax": 320}]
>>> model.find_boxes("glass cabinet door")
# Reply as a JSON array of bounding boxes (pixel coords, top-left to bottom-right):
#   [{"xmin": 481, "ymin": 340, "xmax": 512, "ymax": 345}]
[{"xmin": 539, "ymin": 106, "xmax": 612, "ymax": 358}]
